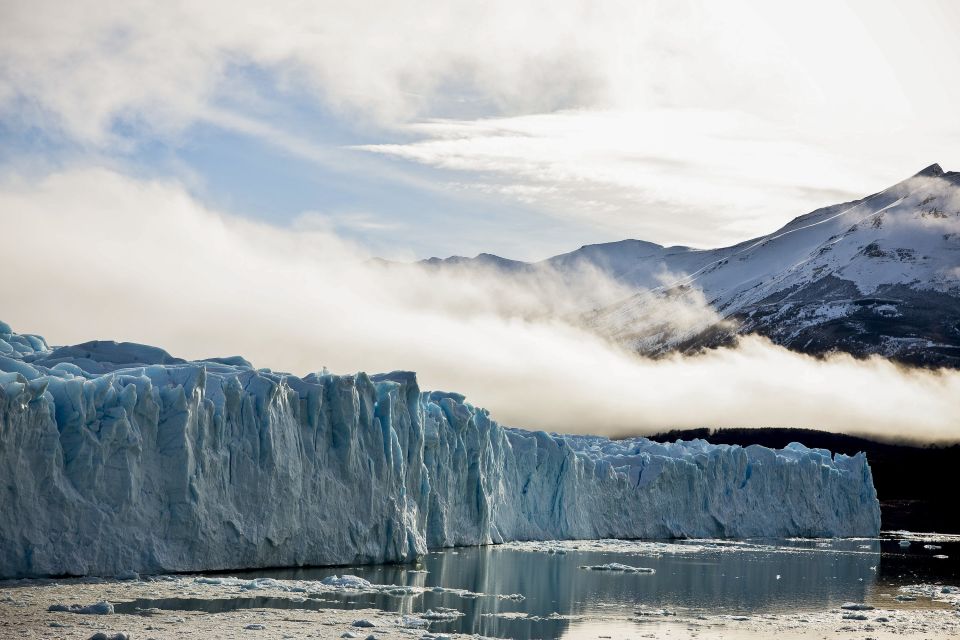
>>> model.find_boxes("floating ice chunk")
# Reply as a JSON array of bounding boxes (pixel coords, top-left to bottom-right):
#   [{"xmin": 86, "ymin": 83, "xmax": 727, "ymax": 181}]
[
  {"xmin": 842, "ymin": 613, "xmax": 869, "ymax": 620},
  {"xmin": 351, "ymin": 619, "xmax": 377, "ymax": 628},
  {"xmin": 400, "ymin": 615, "xmax": 431, "ymax": 628},
  {"xmin": 47, "ymin": 601, "xmax": 114, "ymax": 615},
  {"xmin": 887, "ymin": 531, "xmax": 960, "ymax": 543},
  {"xmin": 636, "ymin": 608, "xmax": 675, "ymax": 616},
  {"xmin": 241, "ymin": 578, "xmax": 284, "ymax": 590},
  {"xmin": 896, "ymin": 584, "xmax": 960, "ymax": 605},
  {"xmin": 420, "ymin": 609, "xmax": 464, "ymax": 621},
  {"xmin": 323, "ymin": 575, "xmax": 373, "ymax": 590},
  {"xmin": 580, "ymin": 563, "xmax": 656, "ymax": 573}
]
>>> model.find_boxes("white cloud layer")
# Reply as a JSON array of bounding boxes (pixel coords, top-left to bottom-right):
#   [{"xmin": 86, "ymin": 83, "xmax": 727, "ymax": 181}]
[
  {"xmin": 2, "ymin": 0, "xmax": 959, "ymax": 251},
  {"xmin": 4, "ymin": 0, "xmax": 958, "ymax": 136},
  {"xmin": 2, "ymin": 168, "xmax": 959, "ymax": 442},
  {"xmin": 0, "ymin": 0, "xmax": 611, "ymax": 142}
]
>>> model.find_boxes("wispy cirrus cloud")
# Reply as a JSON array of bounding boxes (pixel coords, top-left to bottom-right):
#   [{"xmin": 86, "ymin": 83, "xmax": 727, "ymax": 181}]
[{"xmin": 356, "ymin": 109, "xmax": 909, "ymax": 247}]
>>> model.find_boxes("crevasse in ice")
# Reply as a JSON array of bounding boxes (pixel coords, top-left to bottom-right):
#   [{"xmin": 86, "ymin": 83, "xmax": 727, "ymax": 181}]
[{"xmin": 0, "ymin": 321, "xmax": 880, "ymax": 578}]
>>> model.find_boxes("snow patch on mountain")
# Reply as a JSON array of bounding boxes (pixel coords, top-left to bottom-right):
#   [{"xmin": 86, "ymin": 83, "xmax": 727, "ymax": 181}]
[{"xmin": 420, "ymin": 165, "xmax": 960, "ymax": 365}]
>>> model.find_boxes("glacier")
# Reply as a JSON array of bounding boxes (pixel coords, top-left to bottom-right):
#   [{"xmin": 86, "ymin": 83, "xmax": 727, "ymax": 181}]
[{"xmin": 0, "ymin": 321, "xmax": 880, "ymax": 579}]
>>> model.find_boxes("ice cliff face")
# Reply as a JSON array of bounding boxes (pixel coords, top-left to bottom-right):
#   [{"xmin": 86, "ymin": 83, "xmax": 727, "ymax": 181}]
[{"xmin": 0, "ymin": 322, "xmax": 881, "ymax": 579}]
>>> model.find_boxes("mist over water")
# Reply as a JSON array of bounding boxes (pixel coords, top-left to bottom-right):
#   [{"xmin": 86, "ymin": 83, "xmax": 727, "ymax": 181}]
[{"xmin": 3, "ymin": 167, "xmax": 960, "ymax": 442}]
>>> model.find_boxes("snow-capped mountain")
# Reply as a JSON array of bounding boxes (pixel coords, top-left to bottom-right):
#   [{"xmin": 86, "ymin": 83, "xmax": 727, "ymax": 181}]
[{"xmin": 423, "ymin": 164, "xmax": 960, "ymax": 366}]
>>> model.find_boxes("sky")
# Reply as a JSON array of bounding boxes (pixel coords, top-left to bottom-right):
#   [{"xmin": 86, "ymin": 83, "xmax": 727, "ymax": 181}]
[
  {"xmin": 2, "ymin": 0, "xmax": 960, "ymax": 261},
  {"xmin": 2, "ymin": 0, "xmax": 960, "ymax": 440}
]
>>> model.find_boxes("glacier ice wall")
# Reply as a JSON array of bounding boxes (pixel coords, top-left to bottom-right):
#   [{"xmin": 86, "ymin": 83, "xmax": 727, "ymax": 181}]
[{"xmin": 0, "ymin": 322, "xmax": 881, "ymax": 578}]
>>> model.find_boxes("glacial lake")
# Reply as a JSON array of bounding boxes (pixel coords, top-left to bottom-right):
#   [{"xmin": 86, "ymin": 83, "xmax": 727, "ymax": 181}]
[{"xmin": 114, "ymin": 534, "xmax": 960, "ymax": 639}]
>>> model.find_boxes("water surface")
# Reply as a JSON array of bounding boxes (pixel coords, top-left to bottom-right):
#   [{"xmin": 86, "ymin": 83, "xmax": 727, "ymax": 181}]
[{"xmin": 116, "ymin": 535, "xmax": 960, "ymax": 639}]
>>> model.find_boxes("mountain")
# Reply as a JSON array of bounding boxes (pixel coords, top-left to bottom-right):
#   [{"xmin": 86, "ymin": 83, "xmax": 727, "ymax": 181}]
[
  {"xmin": 421, "ymin": 252, "xmax": 532, "ymax": 273},
  {"xmin": 421, "ymin": 164, "xmax": 960, "ymax": 366}
]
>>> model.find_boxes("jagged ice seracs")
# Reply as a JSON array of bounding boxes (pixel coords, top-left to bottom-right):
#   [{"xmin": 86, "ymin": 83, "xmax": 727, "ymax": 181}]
[{"xmin": 0, "ymin": 321, "xmax": 881, "ymax": 578}]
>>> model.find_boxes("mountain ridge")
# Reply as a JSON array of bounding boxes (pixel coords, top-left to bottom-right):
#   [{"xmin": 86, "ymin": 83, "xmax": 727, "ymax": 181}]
[{"xmin": 417, "ymin": 164, "xmax": 960, "ymax": 366}]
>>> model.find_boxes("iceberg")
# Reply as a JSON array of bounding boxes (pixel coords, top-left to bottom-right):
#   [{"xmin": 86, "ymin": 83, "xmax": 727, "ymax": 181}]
[{"xmin": 0, "ymin": 322, "xmax": 880, "ymax": 578}]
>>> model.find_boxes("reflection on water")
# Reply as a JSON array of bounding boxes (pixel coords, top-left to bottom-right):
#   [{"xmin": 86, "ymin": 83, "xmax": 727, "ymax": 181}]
[{"xmin": 116, "ymin": 537, "xmax": 960, "ymax": 640}]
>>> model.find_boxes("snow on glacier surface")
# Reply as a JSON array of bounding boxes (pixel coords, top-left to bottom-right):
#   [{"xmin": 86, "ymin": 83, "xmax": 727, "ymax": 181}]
[{"xmin": 0, "ymin": 322, "xmax": 880, "ymax": 578}]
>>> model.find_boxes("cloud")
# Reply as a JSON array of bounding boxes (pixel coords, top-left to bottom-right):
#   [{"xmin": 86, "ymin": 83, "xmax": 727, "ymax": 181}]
[
  {"xmin": 294, "ymin": 211, "xmax": 403, "ymax": 233},
  {"xmin": 2, "ymin": 167, "xmax": 959, "ymax": 442},
  {"xmin": 358, "ymin": 109, "xmax": 880, "ymax": 247},
  {"xmin": 3, "ymin": 0, "xmax": 960, "ymax": 256},
  {"xmin": 0, "ymin": 0, "xmax": 614, "ymax": 144},
  {"xmin": 4, "ymin": 0, "xmax": 958, "ymax": 142}
]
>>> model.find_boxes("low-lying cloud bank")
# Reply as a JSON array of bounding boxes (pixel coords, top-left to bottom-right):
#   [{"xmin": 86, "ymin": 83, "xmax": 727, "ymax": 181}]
[{"xmin": 2, "ymin": 168, "xmax": 959, "ymax": 442}]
